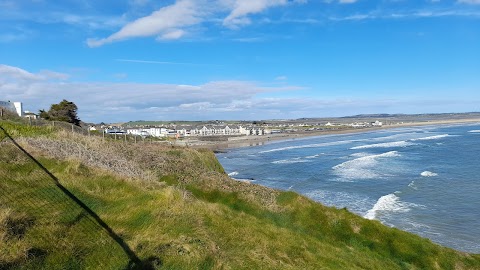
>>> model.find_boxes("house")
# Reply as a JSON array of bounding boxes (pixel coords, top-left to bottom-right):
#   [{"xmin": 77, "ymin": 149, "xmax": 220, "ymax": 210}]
[
  {"xmin": 127, "ymin": 127, "xmax": 169, "ymax": 137},
  {"xmin": 23, "ymin": 111, "xmax": 38, "ymax": 120}
]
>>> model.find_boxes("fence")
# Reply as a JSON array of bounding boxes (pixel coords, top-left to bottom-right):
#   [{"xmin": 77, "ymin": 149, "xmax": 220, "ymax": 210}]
[
  {"xmin": 22, "ymin": 118, "xmax": 171, "ymax": 144},
  {"xmin": 0, "ymin": 125, "xmax": 153, "ymax": 269}
]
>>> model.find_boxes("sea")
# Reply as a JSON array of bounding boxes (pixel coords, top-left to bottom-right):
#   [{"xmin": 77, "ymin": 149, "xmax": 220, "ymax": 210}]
[{"xmin": 216, "ymin": 123, "xmax": 480, "ymax": 253}]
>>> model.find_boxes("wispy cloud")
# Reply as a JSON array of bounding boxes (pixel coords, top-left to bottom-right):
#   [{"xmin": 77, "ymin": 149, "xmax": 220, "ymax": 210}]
[
  {"xmin": 87, "ymin": 0, "xmax": 201, "ymax": 47},
  {"xmin": 222, "ymin": 0, "xmax": 291, "ymax": 28},
  {"xmin": 339, "ymin": 0, "xmax": 358, "ymax": 4},
  {"xmin": 328, "ymin": 9, "xmax": 480, "ymax": 21},
  {"xmin": 458, "ymin": 0, "xmax": 480, "ymax": 4},
  {"xmin": 87, "ymin": 0, "xmax": 306, "ymax": 47},
  {"xmin": 115, "ymin": 58, "xmax": 218, "ymax": 66}
]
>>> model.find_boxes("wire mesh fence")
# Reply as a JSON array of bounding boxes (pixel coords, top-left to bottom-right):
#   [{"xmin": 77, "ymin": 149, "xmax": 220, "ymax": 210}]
[
  {"xmin": 0, "ymin": 125, "xmax": 148, "ymax": 269},
  {"xmin": 16, "ymin": 118, "xmax": 169, "ymax": 144}
]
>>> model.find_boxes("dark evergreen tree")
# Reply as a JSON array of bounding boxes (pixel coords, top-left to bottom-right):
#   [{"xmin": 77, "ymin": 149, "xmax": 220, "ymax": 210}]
[{"xmin": 39, "ymin": 99, "xmax": 81, "ymax": 126}]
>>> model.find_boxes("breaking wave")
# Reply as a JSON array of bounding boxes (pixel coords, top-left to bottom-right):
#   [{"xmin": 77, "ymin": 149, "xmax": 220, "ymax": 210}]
[
  {"xmin": 408, "ymin": 181, "xmax": 417, "ymax": 190},
  {"xmin": 305, "ymin": 154, "xmax": 322, "ymax": 159},
  {"xmin": 410, "ymin": 134, "xmax": 452, "ymax": 141},
  {"xmin": 364, "ymin": 193, "xmax": 411, "ymax": 220},
  {"xmin": 351, "ymin": 140, "xmax": 415, "ymax": 150},
  {"xmin": 351, "ymin": 134, "xmax": 453, "ymax": 150},
  {"xmin": 332, "ymin": 151, "xmax": 400, "ymax": 179},
  {"xmin": 259, "ymin": 140, "xmax": 354, "ymax": 153},
  {"xmin": 421, "ymin": 171, "xmax": 438, "ymax": 177},
  {"xmin": 468, "ymin": 130, "xmax": 480, "ymax": 133},
  {"xmin": 272, "ymin": 157, "xmax": 312, "ymax": 164},
  {"xmin": 228, "ymin": 171, "xmax": 239, "ymax": 177}
]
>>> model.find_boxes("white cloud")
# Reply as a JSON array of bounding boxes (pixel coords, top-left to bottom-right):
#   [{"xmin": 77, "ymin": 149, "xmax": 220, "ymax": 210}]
[
  {"xmin": 222, "ymin": 0, "xmax": 289, "ymax": 28},
  {"xmin": 339, "ymin": 0, "xmax": 357, "ymax": 3},
  {"xmin": 458, "ymin": 0, "xmax": 480, "ymax": 4},
  {"xmin": 157, "ymin": 29, "xmax": 186, "ymax": 40},
  {"xmin": 0, "ymin": 64, "xmax": 43, "ymax": 81},
  {"xmin": 0, "ymin": 64, "xmax": 69, "ymax": 82},
  {"xmin": 3, "ymin": 64, "xmax": 476, "ymax": 122},
  {"xmin": 87, "ymin": 0, "xmax": 306, "ymax": 47},
  {"xmin": 87, "ymin": 0, "xmax": 201, "ymax": 47},
  {"xmin": 0, "ymin": 64, "xmax": 306, "ymax": 122}
]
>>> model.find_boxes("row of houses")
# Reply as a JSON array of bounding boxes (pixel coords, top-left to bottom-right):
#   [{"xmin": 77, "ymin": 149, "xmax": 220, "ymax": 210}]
[
  {"xmin": 100, "ymin": 125, "xmax": 271, "ymax": 138},
  {"xmin": 102, "ymin": 121, "xmax": 385, "ymax": 138}
]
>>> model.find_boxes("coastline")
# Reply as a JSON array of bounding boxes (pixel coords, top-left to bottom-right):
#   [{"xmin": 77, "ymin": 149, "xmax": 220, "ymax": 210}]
[{"xmin": 183, "ymin": 118, "xmax": 480, "ymax": 150}]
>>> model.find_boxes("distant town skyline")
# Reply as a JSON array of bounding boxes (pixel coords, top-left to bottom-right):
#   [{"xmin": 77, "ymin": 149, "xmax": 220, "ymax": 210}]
[{"xmin": 1, "ymin": 0, "xmax": 479, "ymax": 123}]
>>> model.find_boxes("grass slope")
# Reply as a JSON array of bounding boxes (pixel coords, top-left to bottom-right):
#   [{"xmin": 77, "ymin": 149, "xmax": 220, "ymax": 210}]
[{"xmin": 1, "ymin": 120, "xmax": 479, "ymax": 269}]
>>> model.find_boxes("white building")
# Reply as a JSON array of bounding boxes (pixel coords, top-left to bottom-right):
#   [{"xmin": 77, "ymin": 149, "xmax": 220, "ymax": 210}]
[
  {"xmin": 0, "ymin": 101, "xmax": 23, "ymax": 117},
  {"xmin": 127, "ymin": 127, "xmax": 170, "ymax": 137}
]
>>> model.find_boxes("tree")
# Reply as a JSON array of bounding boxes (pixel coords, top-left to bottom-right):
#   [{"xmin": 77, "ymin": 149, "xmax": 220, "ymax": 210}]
[{"xmin": 39, "ymin": 99, "xmax": 81, "ymax": 126}]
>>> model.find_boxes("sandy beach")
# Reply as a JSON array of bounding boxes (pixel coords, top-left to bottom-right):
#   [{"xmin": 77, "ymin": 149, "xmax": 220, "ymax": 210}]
[{"xmin": 182, "ymin": 118, "xmax": 480, "ymax": 150}]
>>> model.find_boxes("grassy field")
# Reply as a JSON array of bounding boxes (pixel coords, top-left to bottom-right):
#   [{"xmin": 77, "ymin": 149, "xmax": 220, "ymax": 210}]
[{"xmin": 1, "ymin": 119, "xmax": 480, "ymax": 269}]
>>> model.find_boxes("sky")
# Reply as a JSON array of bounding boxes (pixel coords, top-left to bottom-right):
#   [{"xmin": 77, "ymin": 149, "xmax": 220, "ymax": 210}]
[{"xmin": 0, "ymin": 0, "xmax": 479, "ymax": 123}]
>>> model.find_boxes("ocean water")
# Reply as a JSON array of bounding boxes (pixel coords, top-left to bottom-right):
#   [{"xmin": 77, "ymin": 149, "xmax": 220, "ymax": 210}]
[{"xmin": 216, "ymin": 123, "xmax": 480, "ymax": 253}]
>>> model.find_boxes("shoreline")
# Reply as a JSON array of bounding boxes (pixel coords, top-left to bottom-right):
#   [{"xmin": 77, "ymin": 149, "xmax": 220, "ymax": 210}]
[{"xmin": 182, "ymin": 118, "xmax": 480, "ymax": 150}]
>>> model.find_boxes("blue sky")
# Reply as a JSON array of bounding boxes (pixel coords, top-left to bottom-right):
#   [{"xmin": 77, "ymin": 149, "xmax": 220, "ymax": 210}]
[{"xmin": 1, "ymin": 0, "xmax": 479, "ymax": 123}]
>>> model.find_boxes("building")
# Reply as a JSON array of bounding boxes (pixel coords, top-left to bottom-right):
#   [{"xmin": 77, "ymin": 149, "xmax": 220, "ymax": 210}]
[
  {"xmin": 0, "ymin": 101, "xmax": 23, "ymax": 117},
  {"xmin": 23, "ymin": 111, "xmax": 38, "ymax": 120}
]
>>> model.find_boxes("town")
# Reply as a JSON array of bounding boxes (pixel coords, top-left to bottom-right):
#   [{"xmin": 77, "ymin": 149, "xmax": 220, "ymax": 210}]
[{"xmin": 7, "ymin": 99, "xmax": 480, "ymax": 141}]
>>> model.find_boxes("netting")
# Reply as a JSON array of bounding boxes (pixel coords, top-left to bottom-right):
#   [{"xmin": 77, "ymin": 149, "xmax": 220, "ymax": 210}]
[{"xmin": 0, "ymin": 126, "xmax": 145, "ymax": 269}]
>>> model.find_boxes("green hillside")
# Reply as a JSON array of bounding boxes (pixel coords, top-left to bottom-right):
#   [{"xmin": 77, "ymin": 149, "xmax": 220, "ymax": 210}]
[{"xmin": 1, "ymin": 120, "xmax": 479, "ymax": 269}]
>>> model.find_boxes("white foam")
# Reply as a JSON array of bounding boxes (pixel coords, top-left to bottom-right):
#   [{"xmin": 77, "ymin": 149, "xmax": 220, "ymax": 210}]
[
  {"xmin": 410, "ymin": 134, "xmax": 452, "ymax": 141},
  {"xmin": 272, "ymin": 158, "xmax": 311, "ymax": 164},
  {"xmin": 408, "ymin": 181, "xmax": 417, "ymax": 190},
  {"xmin": 305, "ymin": 154, "xmax": 322, "ymax": 159},
  {"xmin": 364, "ymin": 193, "xmax": 411, "ymax": 220},
  {"xmin": 468, "ymin": 130, "xmax": 480, "ymax": 133},
  {"xmin": 305, "ymin": 190, "xmax": 372, "ymax": 214},
  {"xmin": 349, "ymin": 152, "xmax": 370, "ymax": 158},
  {"xmin": 421, "ymin": 171, "xmax": 438, "ymax": 177},
  {"xmin": 368, "ymin": 133, "xmax": 420, "ymax": 142},
  {"xmin": 351, "ymin": 140, "xmax": 415, "ymax": 150},
  {"xmin": 332, "ymin": 151, "xmax": 400, "ymax": 179},
  {"xmin": 228, "ymin": 171, "xmax": 239, "ymax": 177},
  {"xmin": 259, "ymin": 140, "xmax": 354, "ymax": 153}
]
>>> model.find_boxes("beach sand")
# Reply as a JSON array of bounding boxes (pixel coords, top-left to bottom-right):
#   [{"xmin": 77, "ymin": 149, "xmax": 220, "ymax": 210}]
[{"xmin": 180, "ymin": 118, "xmax": 480, "ymax": 150}]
